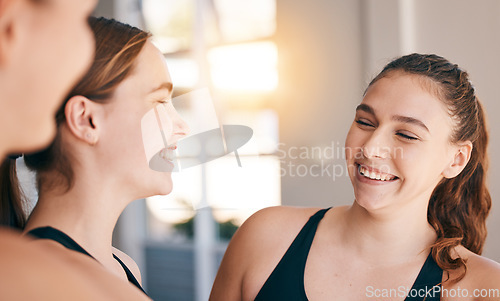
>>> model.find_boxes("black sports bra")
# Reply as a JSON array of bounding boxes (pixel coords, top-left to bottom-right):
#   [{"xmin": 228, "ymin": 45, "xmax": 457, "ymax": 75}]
[
  {"xmin": 26, "ymin": 226, "xmax": 147, "ymax": 296},
  {"xmin": 255, "ymin": 208, "xmax": 443, "ymax": 300}
]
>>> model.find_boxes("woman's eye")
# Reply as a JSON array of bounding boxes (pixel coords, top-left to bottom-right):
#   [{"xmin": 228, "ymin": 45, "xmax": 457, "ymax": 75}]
[
  {"xmin": 356, "ymin": 120, "xmax": 374, "ymax": 127},
  {"xmin": 396, "ymin": 132, "xmax": 418, "ymax": 141}
]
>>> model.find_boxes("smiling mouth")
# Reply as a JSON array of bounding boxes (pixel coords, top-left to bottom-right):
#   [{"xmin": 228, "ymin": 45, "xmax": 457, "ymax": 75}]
[{"xmin": 356, "ymin": 163, "xmax": 399, "ymax": 181}]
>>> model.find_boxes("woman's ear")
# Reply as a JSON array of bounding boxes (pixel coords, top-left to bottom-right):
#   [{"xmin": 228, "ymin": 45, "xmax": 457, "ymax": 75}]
[
  {"xmin": 442, "ymin": 141, "xmax": 473, "ymax": 179},
  {"xmin": 64, "ymin": 96, "xmax": 100, "ymax": 145}
]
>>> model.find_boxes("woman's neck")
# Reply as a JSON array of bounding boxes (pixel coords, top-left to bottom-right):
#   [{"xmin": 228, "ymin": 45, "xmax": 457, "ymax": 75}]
[
  {"xmin": 339, "ymin": 199, "xmax": 437, "ymax": 266},
  {"xmin": 24, "ymin": 173, "xmax": 131, "ymax": 273}
]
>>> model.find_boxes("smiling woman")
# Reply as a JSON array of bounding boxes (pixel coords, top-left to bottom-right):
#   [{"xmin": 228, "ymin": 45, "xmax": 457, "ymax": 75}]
[
  {"xmin": 210, "ymin": 54, "xmax": 500, "ymax": 301},
  {"xmin": 347, "ymin": 56, "xmax": 490, "ymax": 275}
]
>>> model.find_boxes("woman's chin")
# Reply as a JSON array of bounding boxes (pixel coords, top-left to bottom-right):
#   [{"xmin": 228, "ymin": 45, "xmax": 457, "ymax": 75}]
[
  {"xmin": 136, "ymin": 185, "xmax": 173, "ymax": 200},
  {"xmin": 156, "ymin": 185, "xmax": 173, "ymax": 196},
  {"xmin": 152, "ymin": 178, "xmax": 174, "ymax": 196},
  {"xmin": 14, "ymin": 120, "xmax": 56, "ymax": 154},
  {"xmin": 354, "ymin": 196, "xmax": 389, "ymax": 212}
]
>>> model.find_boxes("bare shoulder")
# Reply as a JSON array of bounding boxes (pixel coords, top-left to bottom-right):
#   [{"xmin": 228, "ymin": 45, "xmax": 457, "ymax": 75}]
[
  {"xmin": 444, "ymin": 246, "xmax": 500, "ymax": 301},
  {"xmin": 236, "ymin": 206, "xmax": 324, "ymax": 258},
  {"xmin": 112, "ymin": 247, "xmax": 142, "ymax": 285},
  {"xmin": 210, "ymin": 206, "xmax": 324, "ymax": 301},
  {"xmin": 225, "ymin": 205, "xmax": 324, "ymax": 267},
  {"xmin": 458, "ymin": 246, "xmax": 500, "ymax": 285},
  {"xmin": 241, "ymin": 206, "xmax": 323, "ymax": 236},
  {"xmin": 0, "ymin": 229, "xmax": 150, "ymax": 300}
]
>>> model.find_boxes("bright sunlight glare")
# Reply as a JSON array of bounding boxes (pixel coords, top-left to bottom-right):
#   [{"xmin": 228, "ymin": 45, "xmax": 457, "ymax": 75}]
[{"xmin": 208, "ymin": 41, "xmax": 278, "ymax": 92}]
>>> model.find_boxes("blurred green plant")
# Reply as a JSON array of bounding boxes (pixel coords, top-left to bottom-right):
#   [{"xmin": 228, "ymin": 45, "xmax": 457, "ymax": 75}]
[{"xmin": 173, "ymin": 213, "xmax": 239, "ymax": 241}]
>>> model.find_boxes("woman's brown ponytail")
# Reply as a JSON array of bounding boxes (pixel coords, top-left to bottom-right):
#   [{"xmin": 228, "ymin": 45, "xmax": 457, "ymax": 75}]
[
  {"xmin": 428, "ymin": 99, "xmax": 490, "ymax": 282},
  {"xmin": 0, "ymin": 158, "xmax": 27, "ymax": 229}
]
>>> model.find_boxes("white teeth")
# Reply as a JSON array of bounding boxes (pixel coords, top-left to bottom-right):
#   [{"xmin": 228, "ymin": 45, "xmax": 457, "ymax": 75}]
[{"xmin": 358, "ymin": 165, "xmax": 395, "ymax": 181}]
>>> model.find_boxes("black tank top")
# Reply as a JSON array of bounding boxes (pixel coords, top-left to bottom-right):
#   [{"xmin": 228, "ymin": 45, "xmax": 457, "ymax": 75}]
[
  {"xmin": 255, "ymin": 208, "xmax": 443, "ymax": 301},
  {"xmin": 26, "ymin": 226, "xmax": 147, "ymax": 296}
]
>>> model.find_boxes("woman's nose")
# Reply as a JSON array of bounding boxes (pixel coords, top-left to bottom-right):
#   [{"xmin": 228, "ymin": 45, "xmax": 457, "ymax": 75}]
[{"xmin": 362, "ymin": 130, "xmax": 390, "ymax": 159}]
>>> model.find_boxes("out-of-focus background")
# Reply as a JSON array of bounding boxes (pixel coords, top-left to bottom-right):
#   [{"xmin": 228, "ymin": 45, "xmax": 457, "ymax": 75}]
[{"xmin": 20, "ymin": 0, "xmax": 500, "ymax": 300}]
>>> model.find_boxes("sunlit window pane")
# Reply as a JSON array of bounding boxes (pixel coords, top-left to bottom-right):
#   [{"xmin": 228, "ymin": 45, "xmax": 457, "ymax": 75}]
[
  {"xmin": 221, "ymin": 110, "xmax": 279, "ymax": 155},
  {"xmin": 146, "ymin": 165, "xmax": 202, "ymax": 225},
  {"xmin": 206, "ymin": 156, "xmax": 281, "ymax": 225},
  {"xmin": 214, "ymin": 0, "xmax": 276, "ymax": 42},
  {"xmin": 208, "ymin": 41, "xmax": 278, "ymax": 92},
  {"xmin": 165, "ymin": 58, "xmax": 199, "ymax": 88},
  {"xmin": 143, "ymin": 0, "xmax": 194, "ymax": 53}
]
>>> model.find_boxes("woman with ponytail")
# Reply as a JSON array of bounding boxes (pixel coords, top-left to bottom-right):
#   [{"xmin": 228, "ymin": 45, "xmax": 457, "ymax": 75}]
[
  {"xmin": 0, "ymin": 155, "xmax": 26, "ymax": 228},
  {"xmin": 211, "ymin": 54, "xmax": 500, "ymax": 301},
  {"xmin": 16, "ymin": 16, "xmax": 188, "ymax": 296}
]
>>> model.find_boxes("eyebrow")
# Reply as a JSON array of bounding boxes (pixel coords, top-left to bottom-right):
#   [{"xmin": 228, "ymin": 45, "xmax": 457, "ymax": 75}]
[
  {"xmin": 355, "ymin": 103, "xmax": 430, "ymax": 133},
  {"xmin": 149, "ymin": 82, "xmax": 173, "ymax": 94}
]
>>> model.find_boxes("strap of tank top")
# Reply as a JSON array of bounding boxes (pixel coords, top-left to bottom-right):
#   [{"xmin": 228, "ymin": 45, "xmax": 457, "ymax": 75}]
[
  {"xmin": 28, "ymin": 227, "xmax": 148, "ymax": 295},
  {"xmin": 404, "ymin": 250, "xmax": 443, "ymax": 301},
  {"xmin": 255, "ymin": 207, "xmax": 331, "ymax": 300},
  {"xmin": 113, "ymin": 254, "xmax": 147, "ymax": 295},
  {"xmin": 27, "ymin": 226, "xmax": 95, "ymax": 259},
  {"xmin": 283, "ymin": 207, "xmax": 331, "ymax": 269}
]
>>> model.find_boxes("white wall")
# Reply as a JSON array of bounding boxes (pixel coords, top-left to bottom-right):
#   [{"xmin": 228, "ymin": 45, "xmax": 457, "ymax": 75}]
[{"xmin": 276, "ymin": 0, "xmax": 363, "ymax": 208}]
